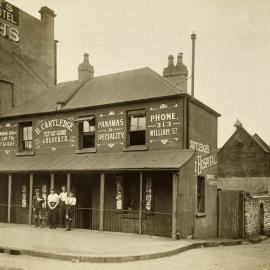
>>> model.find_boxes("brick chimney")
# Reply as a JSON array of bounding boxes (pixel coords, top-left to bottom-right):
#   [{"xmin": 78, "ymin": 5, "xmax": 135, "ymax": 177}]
[
  {"xmin": 163, "ymin": 53, "xmax": 188, "ymax": 93},
  {"xmin": 39, "ymin": 6, "xmax": 56, "ymax": 25},
  {"xmin": 78, "ymin": 53, "xmax": 94, "ymax": 82}
]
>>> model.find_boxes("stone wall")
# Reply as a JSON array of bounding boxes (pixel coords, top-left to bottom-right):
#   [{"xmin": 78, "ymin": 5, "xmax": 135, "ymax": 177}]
[{"xmin": 244, "ymin": 195, "xmax": 270, "ymax": 237}]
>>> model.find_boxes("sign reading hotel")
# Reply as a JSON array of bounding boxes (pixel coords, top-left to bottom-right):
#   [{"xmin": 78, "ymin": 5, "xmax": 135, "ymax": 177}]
[
  {"xmin": 97, "ymin": 111, "xmax": 125, "ymax": 148},
  {"xmin": 0, "ymin": 122, "xmax": 17, "ymax": 154},
  {"xmin": 148, "ymin": 103, "xmax": 180, "ymax": 145},
  {"xmin": 0, "ymin": 0, "xmax": 19, "ymax": 43},
  {"xmin": 34, "ymin": 118, "xmax": 76, "ymax": 151}
]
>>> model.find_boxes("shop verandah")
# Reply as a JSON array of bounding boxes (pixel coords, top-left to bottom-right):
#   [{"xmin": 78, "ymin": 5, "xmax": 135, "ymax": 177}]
[
  {"xmin": 0, "ymin": 171, "xmax": 175, "ymax": 238},
  {"xmin": 0, "ymin": 150, "xmax": 194, "ymax": 238}
]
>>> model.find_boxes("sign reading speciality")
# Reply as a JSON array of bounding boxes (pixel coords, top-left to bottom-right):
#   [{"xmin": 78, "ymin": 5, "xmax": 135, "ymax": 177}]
[
  {"xmin": 97, "ymin": 111, "xmax": 125, "ymax": 148},
  {"xmin": 0, "ymin": 0, "xmax": 19, "ymax": 42}
]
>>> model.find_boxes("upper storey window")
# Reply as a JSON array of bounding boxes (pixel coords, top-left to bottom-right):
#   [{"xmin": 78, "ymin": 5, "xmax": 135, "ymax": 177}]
[
  {"xmin": 128, "ymin": 110, "xmax": 146, "ymax": 146},
  {"xmin": 20, "ymin": 122, "xmax": 33, "ymax": 151},
  {"xmin": 79, "ymin": 116, "xmax": 96, "ymax": 149}
]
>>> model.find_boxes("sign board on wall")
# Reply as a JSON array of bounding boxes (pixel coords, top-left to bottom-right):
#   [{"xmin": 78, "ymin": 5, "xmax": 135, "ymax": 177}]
[
  {"xmin": 34, "ymin": 117, "xmax": 77, "ymax": 152},
  {"xmin": 0, "ymin": 122, "xmax": 17, "ymax": 154},
  {"xmin": 97, "ymin": 111, "xmax": 125, "ymax": 149},
  {"xmin": 190, "ymin": 139, "xmax": 218, "ymax": 185},
  {"xmin": 0, "ymin": 1, "xmax": 19, "ymax": 43},
  {"xmin": 147, "ymin": 103, "xmax": 181, "ymax": 145}
]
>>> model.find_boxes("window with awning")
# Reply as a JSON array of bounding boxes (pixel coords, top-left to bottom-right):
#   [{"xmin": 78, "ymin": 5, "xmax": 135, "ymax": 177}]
[{"xmin": 77, "ymin": 116, "xmax": 96, "ymax": 149}]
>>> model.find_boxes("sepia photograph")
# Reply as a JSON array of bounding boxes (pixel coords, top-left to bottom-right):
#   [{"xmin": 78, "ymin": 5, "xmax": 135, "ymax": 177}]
[{"xmin": 0, "ymin": 0, "xmax": 269, "ymax": 269}]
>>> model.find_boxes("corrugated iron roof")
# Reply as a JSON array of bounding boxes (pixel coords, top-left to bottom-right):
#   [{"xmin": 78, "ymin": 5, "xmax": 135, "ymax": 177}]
[
  {"xmin": 0, "ymin": 150, "xmax": 194, "ymax": 172},
  {"xmin": 2, "ymin": 68, "xmax": 179, "ymax": 118},
  {"xmin": 1, "ymin": 67, "xmax": 220, "ymax": 118}
]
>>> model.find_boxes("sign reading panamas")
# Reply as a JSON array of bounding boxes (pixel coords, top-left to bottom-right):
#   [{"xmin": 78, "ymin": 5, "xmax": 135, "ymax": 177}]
[
  {"xmin": 0, "ymin": 1, "xmax": 19, "ymax": 42},
  {"xmin": 97, "ymin": 111, "xmax": 125, "ymax": 148},
  {"xmin": 34, "ymin": 118, "xmax": 76, "ymax": 149}
]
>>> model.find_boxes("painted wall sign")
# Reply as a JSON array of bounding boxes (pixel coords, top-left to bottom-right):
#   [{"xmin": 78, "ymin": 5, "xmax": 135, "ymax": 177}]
[
  {"xmin": 0, "ymin": 122, "xmax": 17, "ymax": 154},
  {"xmin": 190, "ymin": 139, "xmax": 210, "ymax": 154},
  {"xmin": 0, "ymin": 1, "xmax": 19, "ymax": 42},
  {"xmin": 97, "ymin": 111, "xmax": 125, "ymax": 148},
  {"xmin": 34, "ymin": 118, "xmax": 76, "ymax": 151},
  {"xmin": 194, "ymin": 152, "xmax": 217, "ymax": 175},
  {"xmin": 148, "ymin": 103, "xmax": 180, "ymax": 145}
]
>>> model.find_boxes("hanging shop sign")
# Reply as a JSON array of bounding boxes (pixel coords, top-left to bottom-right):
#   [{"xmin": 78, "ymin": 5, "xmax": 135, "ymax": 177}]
[
  {"xmin": 97, "ymin": 111, "xmax": 125, "ymax": 148},
  {"xmin": 34, "ymin": 117, "xmax": 77, "ymax": 151},
  {"xmin": 145, "ymin": 177, "xmax": 152, "ymax": 211},
  {"xmin": 148, "ymin": 103, "xmax": 181, "ymax": 145},
  {"xmin": 22, "ymin": 184, "xmax": 27, "ymax": 208},
  {"xmin": 116, "ymin": 176, "xmax": 123, "ymax": 210},
  {"xmin": 0, "ymin": 1, "xmax": 19, "ymax": 43},
  {"xmin": 0, "ymin": 122, "xmax": 17, "ymax": 154}
]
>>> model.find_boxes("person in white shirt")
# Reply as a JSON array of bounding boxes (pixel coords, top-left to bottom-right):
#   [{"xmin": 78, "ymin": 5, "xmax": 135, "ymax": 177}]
[
  {"xmin": 58, "ymin": 186, "xmax": 68, "ymax": 228},
  {"xmin": 47, "ymin": 188, "xmax": 59, "ymax": 229},
  {"xmin": 65, "ymin": 191, "xmax": 76, "ymax": 231}
]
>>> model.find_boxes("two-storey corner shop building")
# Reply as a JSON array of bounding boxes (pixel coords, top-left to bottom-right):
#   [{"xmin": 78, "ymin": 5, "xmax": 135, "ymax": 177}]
[{"xmin": 0, "ymin": 53, "xmax": 220, "ymax": 239}]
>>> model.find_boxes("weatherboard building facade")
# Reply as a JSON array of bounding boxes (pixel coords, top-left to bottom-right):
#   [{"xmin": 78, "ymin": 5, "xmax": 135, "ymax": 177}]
[{"xmin": 0, "ymin": 49, "xmax": 219, "ymax": 239}]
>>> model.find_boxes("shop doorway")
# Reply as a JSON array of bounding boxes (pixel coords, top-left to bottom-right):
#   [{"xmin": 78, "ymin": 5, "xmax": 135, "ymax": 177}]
[{"xmin": 72, "ymin": 175, "xmax": 93, "ymax": 229}]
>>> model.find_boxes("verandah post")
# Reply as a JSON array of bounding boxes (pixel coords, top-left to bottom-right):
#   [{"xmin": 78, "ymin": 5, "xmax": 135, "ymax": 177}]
[
  {"xmin": 7, "ymin": 174, "xmax": 12, "ymax": 223},
  {"xmin": 67, "ymin": 173, "xmax": 71, "ymax": 193},
  {"xmin": 172, "ymin": 172, "xmax": 178, "ymax": 240},
  {"xmin": 50, "ymin": 173, "xmax": 54, "ymax": 190},
  {"xmin": 139, "ymin": 172, "xmax": 143, "ymax": 234},
  {"xmin": 28, "ymin": 174, "xmax": 34, "ymax": 225},
  {"xmin": 99, "ymin": 173, "xmax": 105, "ymax": 231}
]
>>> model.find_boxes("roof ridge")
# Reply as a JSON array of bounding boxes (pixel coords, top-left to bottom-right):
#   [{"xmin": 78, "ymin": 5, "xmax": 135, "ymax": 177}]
[
  {"xmin": 253, "ymin": 133, "xmax": 270, "ymax": 152},
  {"xmin": 144, "ymin": 67, "xmax": 180, "ymax": 95}
]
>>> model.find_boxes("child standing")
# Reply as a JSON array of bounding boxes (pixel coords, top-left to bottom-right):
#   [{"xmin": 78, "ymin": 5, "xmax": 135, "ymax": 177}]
[
  {"xmin": 65, "ymin": 191, "xmax": 76, "ymax": 231},
  {"xmin": 32, "ymin": 189, "xmax": 44, "ymax": 227}
]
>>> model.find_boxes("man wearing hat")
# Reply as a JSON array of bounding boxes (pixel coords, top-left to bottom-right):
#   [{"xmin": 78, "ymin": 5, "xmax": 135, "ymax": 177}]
[{"xmin": 32, "ymin": 189, "xmax": 44, "ymax": 227}]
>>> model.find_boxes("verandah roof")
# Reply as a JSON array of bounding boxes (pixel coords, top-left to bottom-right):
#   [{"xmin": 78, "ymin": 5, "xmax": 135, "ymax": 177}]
[{"xmin": 0, "ymin": 150, "xmax": 194, "ymax": 173}]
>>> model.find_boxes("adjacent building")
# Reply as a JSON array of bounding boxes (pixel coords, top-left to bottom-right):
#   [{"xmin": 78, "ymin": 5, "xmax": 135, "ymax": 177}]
[
  {"xmin": 218, "ymin": 120, "xmax": 270, "ymax": 238},
  {"xmin": 0, "ymin": 52, "xmax": 220, "ymax": 239},
  {"xmin": 0, "ymin": 1, "xmax": 56, "ymax": 115}
]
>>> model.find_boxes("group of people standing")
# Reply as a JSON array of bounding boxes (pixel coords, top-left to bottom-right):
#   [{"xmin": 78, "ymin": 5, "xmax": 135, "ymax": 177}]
[{"xmin": 32, "ymin": 186, "xmax": 77, "ymax": 231}]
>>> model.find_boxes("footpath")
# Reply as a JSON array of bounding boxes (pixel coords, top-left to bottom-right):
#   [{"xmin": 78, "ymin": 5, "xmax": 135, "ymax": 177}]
[{"xmin": 0, "ymin": 223, "xmax": 256, "ymax": 263}]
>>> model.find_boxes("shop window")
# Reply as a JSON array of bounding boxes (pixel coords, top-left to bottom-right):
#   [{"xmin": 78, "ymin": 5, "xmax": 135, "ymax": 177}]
[
  {"xmin": 79, "ymin": 116, "xmax": 95, "ymax": 149},
  {"xmin": 115, "ymin": 176, "xmax": 139, "ymax": 211},
  {"xmin": 197, "ymin": 176, "xmax": 205, "ymax": 212},
  {"xmin": 19, "ymin": 121, "xmax": 33, "ymax": 151},
  {"xmin": 128, "ymin": 110, "xmax": 146, "ymax": 146}
]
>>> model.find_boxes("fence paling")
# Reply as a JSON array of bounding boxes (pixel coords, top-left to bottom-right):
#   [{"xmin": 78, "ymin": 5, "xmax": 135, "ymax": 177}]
[
  {"xmin": 0, "ymin": 203, "xmax": 8, "ymax": 223},
  {"xmin": 0, "ymin": 205, "xmax": 172, "ymax": 238}
]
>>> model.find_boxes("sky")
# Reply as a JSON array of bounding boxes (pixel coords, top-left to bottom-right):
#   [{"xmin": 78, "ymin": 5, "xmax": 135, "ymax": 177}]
[{"xmin": 10, "ymin": 0, "xmax": 270, "ymax": 147}]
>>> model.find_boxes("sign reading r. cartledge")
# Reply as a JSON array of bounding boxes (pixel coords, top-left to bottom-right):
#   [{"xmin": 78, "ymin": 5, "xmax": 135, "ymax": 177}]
[{"xmin": 0, "ymin": 0, "xmax": 19, "ymax": 43}]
